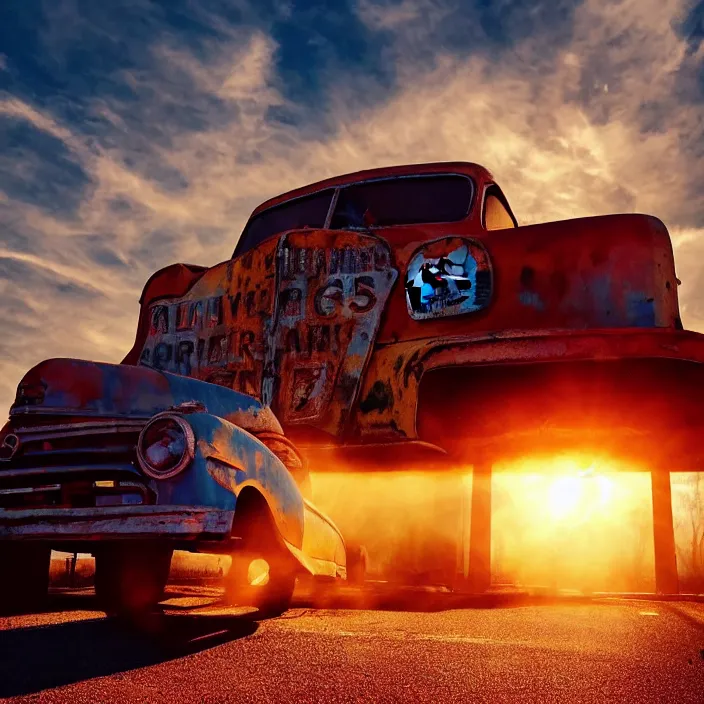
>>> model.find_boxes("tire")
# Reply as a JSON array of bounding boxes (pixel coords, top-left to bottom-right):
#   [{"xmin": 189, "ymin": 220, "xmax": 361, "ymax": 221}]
[
  {"xmin": 346, "ymin": 543, "xmax": 368, "ymax": 586},
  {"xmin": 225, "ymin": 549, "xmax": 295, "ymax": 618},
  {"xmin": 94, "ymin": 543, "xmax": 173, "ymax": 619},
  {"xmin": 0, "ymin": 544, "xmax": 50, "ymax": 614},
  {"xmin": 226, "ymin": 490, "xmax": 297, "ymax": 618}
]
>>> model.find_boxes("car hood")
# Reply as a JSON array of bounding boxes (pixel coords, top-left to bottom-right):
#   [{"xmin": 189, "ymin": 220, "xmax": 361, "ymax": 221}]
[{"xmin": 9, "ymin": 358, "xmax": 281, "ymax": 432}]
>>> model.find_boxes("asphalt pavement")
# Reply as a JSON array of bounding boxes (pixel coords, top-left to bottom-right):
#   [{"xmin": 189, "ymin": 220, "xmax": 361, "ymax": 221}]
[{"xmin": 1, "ymin": 587, "xmax": 703, "ymax": 703}]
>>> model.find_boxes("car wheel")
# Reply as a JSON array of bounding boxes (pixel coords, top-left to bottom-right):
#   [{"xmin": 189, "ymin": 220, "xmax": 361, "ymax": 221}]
[
  {"xmin": 94, "ymin": 543, "xmax": 173, "ymax": 619},
  {"xmin": 225, "ymin": 549, "xmax": 295, "ymax": 618},
  {"xmin": 0, "ymin": 544, "xmax": 50, "ymax": 614}
]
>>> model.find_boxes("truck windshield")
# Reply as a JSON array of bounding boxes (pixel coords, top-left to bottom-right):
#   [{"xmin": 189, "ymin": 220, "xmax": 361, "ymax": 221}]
[
  {"xmin": 236, "ymin": 189, "xmax": 334, "ymax": 255},
  {"xmin": 330, "ymin": 175, "xmax": 473, "ymax": 229},
  {"xmin": 234, "ymin": 174, "xmax": 474, "ymax": 257}
]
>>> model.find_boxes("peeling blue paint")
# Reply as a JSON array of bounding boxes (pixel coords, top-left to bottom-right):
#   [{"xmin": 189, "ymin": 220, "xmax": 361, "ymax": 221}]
[
  {"xmin": 626, "ymin": 293, "xmax": 656, "ymax": 327},
  {"xmin": 519, "ymin": 291, "xmax": 546, "ymax": 311},
  {"xmin": 3, "ymin": 357, "xmax": 344, "ymax": 577}
]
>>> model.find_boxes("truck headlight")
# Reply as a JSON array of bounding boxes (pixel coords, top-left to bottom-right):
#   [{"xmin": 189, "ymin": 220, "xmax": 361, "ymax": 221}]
[{"xmin": 137, "ymin": 413, "xmax": 195, "ymax": 479}]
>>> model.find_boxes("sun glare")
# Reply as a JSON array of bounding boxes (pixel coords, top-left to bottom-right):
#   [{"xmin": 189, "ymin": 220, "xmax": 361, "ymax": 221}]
[
  {"xmin": 492, "ymin": 457, "xmax": 655, "ymax": 591},
  {"xmin": 548, "ymin": 476, "xmax": 582, "ymax": 519},
  {"xmin": 312, "ymin": 457, "xmax": 656, "ymax": 591},
  {"xmin": 546, "ymin": 466, "xmax": 616, "ymax": 521}
]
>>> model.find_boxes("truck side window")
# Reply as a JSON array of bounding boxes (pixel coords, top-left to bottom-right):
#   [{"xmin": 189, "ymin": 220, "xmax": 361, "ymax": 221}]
[{"xmin": 483, "ymin": 187, "xmax": 517, "ymax": 230}]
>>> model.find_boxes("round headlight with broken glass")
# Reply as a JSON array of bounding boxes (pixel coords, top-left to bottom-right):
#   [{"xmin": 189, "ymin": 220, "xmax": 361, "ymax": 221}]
[{"xmin": 136, "ymin": 413, "xmax": 195, "ymax": 480}]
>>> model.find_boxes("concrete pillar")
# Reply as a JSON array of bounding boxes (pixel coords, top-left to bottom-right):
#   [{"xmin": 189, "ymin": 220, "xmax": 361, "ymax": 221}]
[
  {"xmin": 651, "ymin": 470, "xmax": 679, "ymax": 594},
  {"xmin": 454, "ymin": 474, "xmax": 471, "ymax": 586},
  {"xmin": 468, "ymin": 461, "xmax": 492, "ymax": 593}
]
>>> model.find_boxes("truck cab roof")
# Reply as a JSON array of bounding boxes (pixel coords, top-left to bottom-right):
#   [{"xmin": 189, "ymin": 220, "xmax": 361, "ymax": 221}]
[{"xmin": 234, "ymin": 162, "xmax": 517, "ymax": 258}]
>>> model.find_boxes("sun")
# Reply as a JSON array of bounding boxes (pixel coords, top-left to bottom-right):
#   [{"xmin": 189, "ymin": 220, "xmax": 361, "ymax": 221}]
[
  {"xmin": 548, "ymin": 476, "xmax": 582, "ymax": 519},
  {"xmin": 546, "ymin": 465, "xmax": 615, "ymax": 522}
]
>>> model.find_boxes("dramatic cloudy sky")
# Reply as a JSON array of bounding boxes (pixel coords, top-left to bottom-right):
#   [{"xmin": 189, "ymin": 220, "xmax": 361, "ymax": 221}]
[{"xmin": 0, "ymin": 0, "xmax": 703, "ymax": 411}]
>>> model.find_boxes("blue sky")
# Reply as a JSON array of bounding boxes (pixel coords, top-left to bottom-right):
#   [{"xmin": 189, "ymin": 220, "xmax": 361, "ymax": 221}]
[{"xmin": 0, "ymin": 0, "xmax": 703, "ymax": 410}]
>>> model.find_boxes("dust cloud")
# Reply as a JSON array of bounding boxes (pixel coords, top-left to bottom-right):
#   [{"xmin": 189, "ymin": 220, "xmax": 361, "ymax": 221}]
[
  {"xmin": 311, "ymin": 471, "xmax": 467, "ymax": 586},
  {"xmin": 311, "ymin": 458, "xmax": 668, "ymax": 593}
]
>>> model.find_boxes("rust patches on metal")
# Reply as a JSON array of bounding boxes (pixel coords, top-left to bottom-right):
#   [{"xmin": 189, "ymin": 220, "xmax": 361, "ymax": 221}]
[
  {"xmin": 352, "ymin": 328, "xmax": 704, "ymax": 457},
  {"xmin": 266, "ymin": 230, "xmax": 398, "ymax": 435},
  {"xmin": 134, "ymin": 230, "xmax": 399, "ymax": 439},
  {"xmin": 205, "ymin": 458, "xmax": 243, "ymax": 494},
  {"xmin": 225, "ymin": 406, "xmax": 283, "ymax": 435},
  {"xmin": 375, "ymin": 212, "xmax": 682, "ymax": 344},
  {"xmin": 359, "ymin": 380, "xmax": 393, "ymax": 414},
  {"xmin": 138, "ymin": 238, "xmax": 279, "ymax": 397},
  {"xmin": 0, "ymin": 506, "xmax": 234, "ymax": 538},
  {"xmin": 168, "ymin": 400, "xmax": 207, "ymax": 414}
]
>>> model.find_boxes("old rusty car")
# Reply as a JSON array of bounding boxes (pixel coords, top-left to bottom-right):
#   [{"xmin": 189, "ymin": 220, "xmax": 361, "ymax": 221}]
[
  {"xmin": 2, "ymin": 161, "xmax": 704, "ymax": 604},
  {"xmin": 0, "ymin": 359, "xmax": 347, "ymax": 616}
]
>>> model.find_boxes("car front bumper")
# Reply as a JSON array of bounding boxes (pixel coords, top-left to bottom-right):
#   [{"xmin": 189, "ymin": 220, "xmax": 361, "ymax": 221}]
[{"xmin": 0, "ymin": 505, "xmax": 234, "ymax": 542}]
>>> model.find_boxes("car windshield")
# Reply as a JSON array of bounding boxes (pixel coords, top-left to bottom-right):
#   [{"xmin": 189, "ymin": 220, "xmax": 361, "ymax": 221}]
[
  {"xmin": 236, "ymin": 189, "xmax": 334, "ymax": 255},
  {"xmin": 330, "ymin": 175, "xmax": 473, "ymax": 229}
]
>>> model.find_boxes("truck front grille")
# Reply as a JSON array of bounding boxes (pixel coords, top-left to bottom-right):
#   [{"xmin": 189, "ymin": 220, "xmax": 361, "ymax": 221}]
[{"xmin": 0, "ymin": 419, "xmax": 153, "ymax": 509}]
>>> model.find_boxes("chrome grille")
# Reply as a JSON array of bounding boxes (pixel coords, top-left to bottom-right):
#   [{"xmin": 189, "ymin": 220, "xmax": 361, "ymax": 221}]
[
  {"xmin": 2, "ymin": 420, "xmax": 144, "ymax": 467},
  {"xmin": 0, "ymin": 418, "xmax": 152, "ymax": 509}
]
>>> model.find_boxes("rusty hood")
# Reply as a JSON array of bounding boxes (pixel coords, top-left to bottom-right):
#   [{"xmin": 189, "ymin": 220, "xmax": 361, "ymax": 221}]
[{"xmin": 9, "ymin": 358, "xmax": 281, "ymax": 432}]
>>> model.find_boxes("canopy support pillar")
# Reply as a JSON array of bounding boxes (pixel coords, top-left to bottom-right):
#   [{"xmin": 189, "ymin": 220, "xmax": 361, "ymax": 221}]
[
  {"xmin": 651, "ymin": 470, "xmax": 679, "ymax": 595},
  {"xmin": 468, "ymin": 461, "xmax": 492, "ymax": 593}
]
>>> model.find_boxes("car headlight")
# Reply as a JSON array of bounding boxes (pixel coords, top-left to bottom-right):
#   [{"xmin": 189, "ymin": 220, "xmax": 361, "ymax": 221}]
[{"xmin": 137, "ymin": 413, "xmax": 195, "ymax": 479}]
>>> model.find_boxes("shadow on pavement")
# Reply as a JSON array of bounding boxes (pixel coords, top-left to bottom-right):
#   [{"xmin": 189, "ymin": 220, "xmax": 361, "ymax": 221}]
[
  {"xmin": 0, "ymin": 589, "xmax": 97, "ymax": 617},
  {"xmin": 0, "ymin": 606, "xmax": 258, "ymax": 698},
  {"xmin": 658, "ymin": 602, "xmax": 704, "ymax": 634},
  {"xmin": 0, "ymin": 585, "xmax": 224, "ymax": 617}
]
